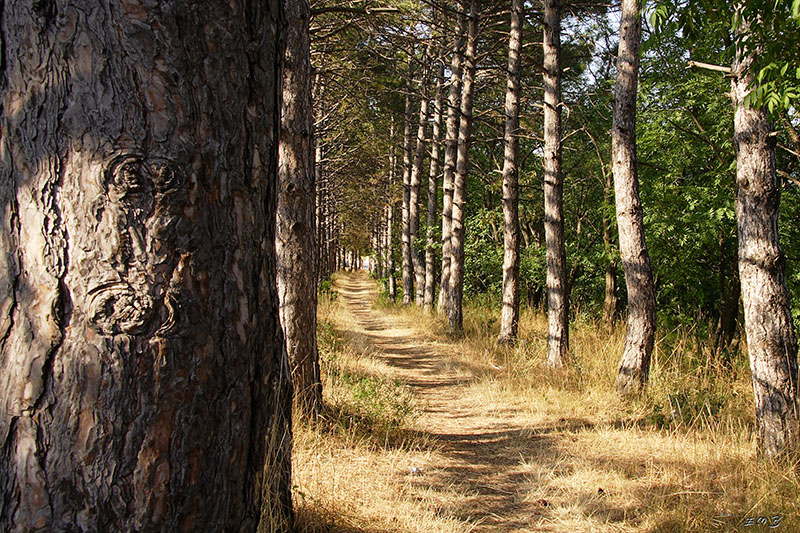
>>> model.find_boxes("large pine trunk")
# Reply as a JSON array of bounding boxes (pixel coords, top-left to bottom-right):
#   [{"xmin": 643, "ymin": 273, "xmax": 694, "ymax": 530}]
[
  {"xmin": 498, "ymin": 0, "xmax": 523, "ymax": 345},
  {"xmin": 543, "ymin": 0, "xmax": 569, "ymax": 365},
  {"xmin": 0, "ymin": 1, "xmax": 292, "ymax": 531},
  {"xmin": 612, "ymin": 0, "xmax": 656, "ymax": 395},
  {"xmin": 448, "ymin": 0, "xmax": 480, "ymax": 333},
  {"xmin": 278, "ymin": 0, "xmax": 322, "ymax": 420},
  {"xmin": 731, "ymin": 11, "xmax": 799, "ymax": 458},
  {"xmin": 438, "ymin": 4, "xmax": 466, "ymax": 315}
]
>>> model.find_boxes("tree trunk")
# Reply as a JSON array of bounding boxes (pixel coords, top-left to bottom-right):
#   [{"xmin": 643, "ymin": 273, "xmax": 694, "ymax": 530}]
[
  {"xmin": 424, "ymin": 56, "xmax": 446, "ymax": 313},
  {"xmin": 612, "ymin": 0, "xmax": 657, "ymax": 395},
  {"xmin": 448, "ymin": 0, "xmax": 480, "ymax": 333},
  {"xmin": 278, "ymin": 0, "xmax": 322, "ymax": 421},
  {"xmin": 543, "ymin": 0, "xmax": 569, "ymax": 366},
  {"xmin": 602, "ymin": 168, "xmax": 618, "ymax": 328},
  {"xmin": 438, "ymin": 4, "xmax": 467, "ymax": 315},
  {"xmin": 387, "ymin": 120, "xmax": 398, "ymax": 301},
  {"xmin": 410, "ymin": 46, "xmax": 431, "ymax": 306},
  {"xmin": 731, "ymin": 9, "xmax": 799, "ymax": 459},
  {"xmin": 401, "ymin": 62, "xmax": 416, "ymax": 305},
  {"xmin": 0, "ymin": 2, "xmax": 292, "ymax": 531},
  {"xmin": 498, "ymin": 0, "xmax": 523, "ymax": 345}
]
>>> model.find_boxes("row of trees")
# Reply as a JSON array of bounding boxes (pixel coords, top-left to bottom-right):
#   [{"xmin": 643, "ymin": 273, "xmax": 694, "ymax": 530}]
[
  {"xmin": 308, "ymin": 0, "xmax": 800, "ymax": 460},
  {"xmin": 3, "ymin": 0, "xmax": 794, "ymax": 529}
]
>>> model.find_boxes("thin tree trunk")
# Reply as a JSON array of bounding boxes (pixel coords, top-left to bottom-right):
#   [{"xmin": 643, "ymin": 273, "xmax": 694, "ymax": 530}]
[
  {"xmin": 498, "ymin": 0, "xmax": 523, "ymax": 344},
  {"xmin": 0, "ymin": 2, "xmax": 292, "ymax": 531},
  {"xmin": 602, "ymin": 168, "xmax": 618, "ymax": 328},
  {"xmin": 424, "ymin": 55, "xmax": 446, "ymax": 312},
  {"xmin": 388, "ymin": 120, "xmax": 398, "ymax": 301},
  {"xmin": 612, "ymin": 0, "xmax": 657, "ymax": 395},
  {"xmin": 278, "ymin": 0, "xmax": 322, "ymax": 421},
  {"xmin": 410, "ymin": 46, "xmax": 432, "ymax": 306},
  {"xmin": 543, "ymin": 0, "xmax": 569, "ymax": 365},
  {"xmin": 438, "ymin": 4, "xmax": 467, "ymax": 315},
  {"xmin": 401, "ymin": 61, "xmax": 416, "ymax": 305},
  {"xmin": 731, "ymin": 7, "xmax": 799, "ymax": 458},
  {"xmin": 448, "ymin": 0, "xmax": 481, "ymax": 333}
]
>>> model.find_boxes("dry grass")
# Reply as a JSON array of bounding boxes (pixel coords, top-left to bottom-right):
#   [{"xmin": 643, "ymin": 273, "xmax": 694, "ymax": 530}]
[{"xmin": 293, "ymin": 272, "xmax": 800, "ymax": 532}]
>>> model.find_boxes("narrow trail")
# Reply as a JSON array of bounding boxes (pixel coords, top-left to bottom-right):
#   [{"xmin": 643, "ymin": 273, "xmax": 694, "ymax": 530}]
[{"xmin": 335, "ymin": 271, "xmax": 546, "ymax": 531}]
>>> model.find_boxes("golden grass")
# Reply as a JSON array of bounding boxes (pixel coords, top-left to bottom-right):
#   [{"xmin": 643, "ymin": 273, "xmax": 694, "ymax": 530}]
[{"xmin": 293, "ymin": 272, "xmax": 800, "ymax": 532}]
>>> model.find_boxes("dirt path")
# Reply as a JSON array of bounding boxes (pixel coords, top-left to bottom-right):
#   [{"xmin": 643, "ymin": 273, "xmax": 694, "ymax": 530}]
[{"xmin": 336, "ymin": 272, "xmax": 545, "ymax": 532}]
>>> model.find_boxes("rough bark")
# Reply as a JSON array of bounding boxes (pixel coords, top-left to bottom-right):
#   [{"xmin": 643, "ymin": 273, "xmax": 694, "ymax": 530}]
[
  {"xmin": 0, "ymin": 2, "xmax": 292, "ymax": 531},
  {"xmin": 438, "ymin": 5, "xmax": 467, "ymax": 315},
  {"xmin": 448, "ymin": 0, "xmax": 480, "ymax": 333},
  {"xmin": 410, "ymin": 47, "xmax": 431, "ymax": 306},
  {"xmin": 278, "ymin": 0, "xmax": 322, "ymax": 421},
  {"xmin": 731, "ymin": 9, "xmax": 799, "ymax": 459},
  {"xmin": 612, "ymin": 0, "xmax": 657, "ymax": 395},
  {"xmin": 543, "ymin": 0, "xmax": 569, "ymax": 365},
  {"xmin": 498, "ymin": 0, "xmax": 523, "ymax": 345},
  {"xmin": 424, "ymin": 56, "xmax": 445, "ymax": 313},
  {"xmin": 401, "ymin": 62, "xmax": 415, "ymax": 305}
]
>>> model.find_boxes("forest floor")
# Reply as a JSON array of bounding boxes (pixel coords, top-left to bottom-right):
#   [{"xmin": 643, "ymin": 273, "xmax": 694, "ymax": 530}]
[{"xmin": 293, "ymin": 271, "xmax": 799, "ymax": 532}]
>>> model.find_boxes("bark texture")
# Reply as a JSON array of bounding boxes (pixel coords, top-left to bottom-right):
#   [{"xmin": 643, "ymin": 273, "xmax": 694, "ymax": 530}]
[
  {"xmin": 498, "ymin": 0, "xmax": 523, "ymax": 345},
  {"xmin": 612, "ymin": 0, "xmax": 656, "ymax": 395},
  {"xmin": 438, "ymin": 5, "xmax": 466, "ymax": 315},
  {"xmin": 731, "ymin": 12, "xmax": 799, "ymax": 458},
  {"xmin": 543, "ymin": 0, "xmax": 569, "ymax": 365},
  {"xmin": 424, "ymin": 56, "xmax": 445, "ymax": 313},
  {"xmin": 278, "ymin": 0, "xmax": 322, "ymax": 420},
  {"xmin": 0, "ymin": 1, "xmax": 292, "ymax": 531},
  {"xmin": 448, "ymin": 0, "xmax": 480, "ymax": 333}
]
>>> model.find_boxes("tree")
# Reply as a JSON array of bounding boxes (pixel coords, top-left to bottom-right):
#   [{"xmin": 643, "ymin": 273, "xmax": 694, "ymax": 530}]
[
  {"xmin": 498, "ymin": 0, "xmax": 524, "ymax": 344},
  {"xmin": 543, "ymin": 0, "xmax": 569, "ymax": 365},
  {"xmin": 410, "ymin": 44, "xmax": 432, "ymax": 306},
  {"xmin": 612, "ymin": 0, "xmax": 657, "ymax": 394},
  {"xmin": 424, "ymin": 54, "xmax": 446, "ymax": 313},
  {"xmin": 439, "ymin": 2, "xmax": 467, "ymax": 316},
  {"xmin": 448, "ymin": 0, "xmax": 481, "ymax": 333},
  {"xmin": 0, "ymin": 1, "xmax": 292, "ymax": 531},
  {"xmin": 401, "ymin": 59, "xmax": 416, "ymax": 305},
  {"xmin": 731, "ymin": 2, "xmax": 799, "ymax": 458},
  {"xmin": 279, "ymin": 0, "xmax": 323, "ymax": 420}
]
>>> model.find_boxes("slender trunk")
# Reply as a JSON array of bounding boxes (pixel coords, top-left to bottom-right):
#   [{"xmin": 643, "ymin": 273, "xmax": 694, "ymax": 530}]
[
  {"xmin": 388, "ymin": 120, "xmax": 398, "ymax": 301},
  {"xmin": 498, "ymin": 0, "xmax": 523, "ymax": 344},
  {"xmin": 401, "ymin": 62, "xmax": 416, "ymax": 305},
  {"xmin": 602, "ymin": 168, "xmax": 618, "ymax": 327},
  {"xmin": 613, "ymin": 0, "xmax": 657, "ymax": 395},
  {"xmin": 448, "ymin": 0, "xmax": 481, "ymax": 333},
  {"xmin": 424, "ymin": 56, "xmax": 446, "ymax": 312},
  {"xmin": 410, "ymin": 46, "xmax": 432, "ymax": 306},
  {"xmin": 438, "ymin": 5, "xmax": 467, "ymax": 315},
  {"xmin": 278, "ymin": 0, "xmax": 322, "ymax": 421},
  {"xmin": 731, "ymin": 7, "xmax": 799, "ymax": 458},
  {"xmin": 0, "ymin": 2, "xmax": 292, "ymax": 531},
  {"xmin": 543, "ymin": 0, "xmax": 569, "ymax": 365}
]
